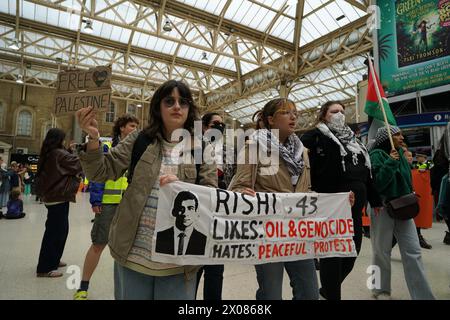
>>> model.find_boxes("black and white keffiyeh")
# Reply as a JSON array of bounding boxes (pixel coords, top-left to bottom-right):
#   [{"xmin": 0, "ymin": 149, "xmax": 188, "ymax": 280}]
[
  {"xmin": 317, "ymin": 122, "xmax": 371, "ymax": 172},
  {"xmin": 253, "ymin": 129, "xmax": 305, "ymax": 185}
]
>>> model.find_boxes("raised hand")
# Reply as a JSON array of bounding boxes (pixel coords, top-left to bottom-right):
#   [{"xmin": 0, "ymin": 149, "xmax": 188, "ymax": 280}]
[{"xmin": 76, "ymin": 106, "xmax": 99, "ymax": 140}]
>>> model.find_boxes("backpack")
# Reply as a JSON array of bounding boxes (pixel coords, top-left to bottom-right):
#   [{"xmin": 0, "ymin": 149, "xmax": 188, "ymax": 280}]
[{"xmin": 128, "ymin": 131, "xmax": 202, "ymax": 184}]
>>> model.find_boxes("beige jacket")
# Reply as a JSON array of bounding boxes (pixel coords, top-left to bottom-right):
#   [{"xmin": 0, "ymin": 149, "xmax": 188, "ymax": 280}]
[
  {"xmin": 79, "ymin": 130, "xmax": 217, "ymax": 275},
  {"xmin": 229, "ymin": 141, "xmax": 311, "ymax": 193}
]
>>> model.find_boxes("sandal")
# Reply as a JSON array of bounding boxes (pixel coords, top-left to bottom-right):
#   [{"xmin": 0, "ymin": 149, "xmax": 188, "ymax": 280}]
[
  {"xmin": 37, "ymin": 270, "xmax": 63, "ymax": 278},
  {"xmin": 58, "ymin": 261, "xmax": 67, "ymax": 268}
]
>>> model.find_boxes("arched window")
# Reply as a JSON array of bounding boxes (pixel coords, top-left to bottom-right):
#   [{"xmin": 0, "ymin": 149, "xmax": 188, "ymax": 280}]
[
  {"xmin": 105, "ymin": 102, "xmax": 116, "ymax": 123},
  {"xmin": 127, "ymin": 103, "xmax": 137, "ymax": 116},
  {"xmin": 0, "ymin": 101, "xmax": 4, "ymax": 130},
  {"xmin": 17, "ymin": 110, "xmax": 32, "ymax": 136}
]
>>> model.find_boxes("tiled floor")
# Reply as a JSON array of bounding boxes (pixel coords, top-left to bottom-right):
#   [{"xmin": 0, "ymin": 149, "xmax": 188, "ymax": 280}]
[{"xmin": 1, "ymin": 192, "xmax": 449, "ymax": 300}]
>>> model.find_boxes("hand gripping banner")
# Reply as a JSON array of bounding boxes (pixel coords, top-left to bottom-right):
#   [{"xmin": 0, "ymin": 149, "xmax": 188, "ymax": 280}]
[{"xmin": 152, "ymin": 181, "xmax": 356, "ymax": 265}]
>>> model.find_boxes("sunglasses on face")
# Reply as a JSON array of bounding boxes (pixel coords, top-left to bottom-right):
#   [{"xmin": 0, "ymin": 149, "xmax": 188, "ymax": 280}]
[
  {"xmin": 162, "ymin": 96, "xmax": 191, "ymax": 109},
  {"xmin": 209, "ymin": 121, "xmax": 225, "ymax": 128}
]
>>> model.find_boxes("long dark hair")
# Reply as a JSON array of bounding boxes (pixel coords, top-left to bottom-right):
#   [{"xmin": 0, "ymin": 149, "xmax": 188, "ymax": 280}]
[
  {"xmin": 37, "ymin": 128, "xmax": 66, "ymax": 175},
  {"xmin": 316, "ymin": 100, "xmax": 346, "ymax": 125},
  {"xmin": 202, "ymin": 112, "xmax": 220, "ymax": 128},
  {"xmin": 143, "ymin": 80, "xmax": 199, "ymax": 142},
  {"xmin": 112, "ymin": 113, "xmax": 139, "ymax": 147}
]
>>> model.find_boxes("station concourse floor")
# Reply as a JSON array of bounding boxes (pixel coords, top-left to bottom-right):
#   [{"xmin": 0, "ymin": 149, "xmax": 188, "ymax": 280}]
[{"xmin": 1, "ymin": 192, "xmax": 449, "ymax": 300}]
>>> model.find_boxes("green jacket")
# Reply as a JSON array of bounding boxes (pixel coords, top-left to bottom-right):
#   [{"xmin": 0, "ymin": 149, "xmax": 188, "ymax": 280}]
[{"xmin": 369, "ymin": 147, "xmax": 413, "ymax": 202}]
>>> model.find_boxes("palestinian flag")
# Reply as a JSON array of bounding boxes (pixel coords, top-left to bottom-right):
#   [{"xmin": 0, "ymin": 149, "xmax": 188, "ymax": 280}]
[
  {"xmin": 364, "ymin": 57, "xmax": 397, "ymax": 149},
  {"xmin": 364, "ymin": 65, "xmax": 397, "ymax": 126}
]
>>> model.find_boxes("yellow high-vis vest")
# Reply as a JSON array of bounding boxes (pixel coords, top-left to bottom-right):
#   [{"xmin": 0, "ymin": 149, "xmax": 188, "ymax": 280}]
[
  {"xmin": 101, "ymin": 140, "xmax": 129, "ymax": 204},
  {"xmin": 102, "ymin": 176, "xmax": 128, "ymax": 204}
]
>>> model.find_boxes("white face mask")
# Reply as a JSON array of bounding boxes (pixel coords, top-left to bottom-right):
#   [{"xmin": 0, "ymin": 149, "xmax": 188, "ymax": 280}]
[{"xmin": 329, "ymin": 112, "xmax": 346, "ymax": 127}]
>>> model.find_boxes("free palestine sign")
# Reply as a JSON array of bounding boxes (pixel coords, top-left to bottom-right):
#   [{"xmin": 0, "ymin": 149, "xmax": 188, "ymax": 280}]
[{"xmin": 53, "ymin": 65, "xmax": 112, "ymax": 116}]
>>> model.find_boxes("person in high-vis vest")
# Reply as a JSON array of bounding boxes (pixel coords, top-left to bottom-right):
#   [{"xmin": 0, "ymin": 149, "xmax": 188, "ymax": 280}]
[
  {"xmin": 415, "ymin": 153, "xmax": 433, "ymax": 171},
  {"xmin": 74, "ymin": 114, "xmax": 139, "ymax": 300}
]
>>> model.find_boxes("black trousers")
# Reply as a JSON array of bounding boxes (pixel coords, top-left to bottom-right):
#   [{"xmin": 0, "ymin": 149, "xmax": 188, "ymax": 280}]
[
  {"xmin": 36, "ymin": 202, "xmax": 70, "ymax": 273},
  {"xmin": 319, "ymin": 181, "xmax": 366, "ymax": 300},
  {"xmin": 196, "ymin": 265, "xmax": 224, "ymax": 300}
]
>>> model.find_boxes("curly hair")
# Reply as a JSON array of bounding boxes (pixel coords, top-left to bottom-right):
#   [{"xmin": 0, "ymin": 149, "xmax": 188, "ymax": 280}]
[{"xmin": 112, "ymin": 113, "xmax": 139, "ymax": 146}]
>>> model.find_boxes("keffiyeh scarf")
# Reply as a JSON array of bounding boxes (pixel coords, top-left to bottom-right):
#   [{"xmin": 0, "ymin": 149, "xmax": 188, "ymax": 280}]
[
  {"xmin": 317, "ymin": 122, "xmax": 371, "ymax": 172},
  {"xmin": 253, "ymin": 129, "xmax": 305, "ymax": 185}
]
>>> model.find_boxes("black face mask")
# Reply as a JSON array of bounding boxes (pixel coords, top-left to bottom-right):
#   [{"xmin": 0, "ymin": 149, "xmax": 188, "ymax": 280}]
[{"xmin": 210, "ymin": 122, "xmax": 225, "ymax": 134}]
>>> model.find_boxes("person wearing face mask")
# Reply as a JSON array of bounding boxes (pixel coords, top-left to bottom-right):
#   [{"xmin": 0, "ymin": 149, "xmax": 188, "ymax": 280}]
[
  {"xmin": 301, "ymin": 101, "xmax": 382, "ymax": 300},
  {"xmin": 195, "ymin": 112, "xmax": 234, "ymax": 300}
]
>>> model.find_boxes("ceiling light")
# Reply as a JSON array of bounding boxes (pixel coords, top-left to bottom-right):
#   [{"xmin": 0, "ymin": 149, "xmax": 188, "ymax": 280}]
[
  {"xmin": 8, "ymin": 38, "xmax": 20, "ymax": 50},
  {"xmin": 83, "ymin": 19, "xmax": 93, "ymax": 34},
  {"xmin": 240, "ymin": 124, "xmax": 244, "ymax": 128},
  {"xmin": 137, "ymin": 104, "xmax": 142, "ymax": 108},
  {"xmin": 232, "ymin": 118, "xmax": 236, "ymax": 121},
  {"xmin": 316, "ymin": 105, "xmax": 321, "ymax": 109},
  {"xmin": 16, "ymin": 74, "xmax": 24, "ymax": 84},
  {"xmin": 201, "ymin": 52, "xmax": 208, "ymax": 61},
  {"xmin": 163, "ymin": 19, "xmax": 172, "ymax": 32},
  {"xmin": 126, "ymin": 63, "xmax": 134, "ymax": 73},
  {"xmin": 225, "ymin": 109, "xmax": 230, "ymax": 113}
]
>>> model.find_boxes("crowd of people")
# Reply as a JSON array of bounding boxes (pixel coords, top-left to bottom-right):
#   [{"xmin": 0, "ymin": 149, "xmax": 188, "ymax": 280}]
[{"xmin": 2, "ymin": 79, "xmax": 449, "ymax": 300}]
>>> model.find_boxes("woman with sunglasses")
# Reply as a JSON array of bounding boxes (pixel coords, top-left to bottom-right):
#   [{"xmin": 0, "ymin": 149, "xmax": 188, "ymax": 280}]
[
  {"xmin": 230, "ymin": 98, "xmax": 319, "ymax": 300},
  {"xmin": 76, "ymin": 80, "xmax": 217, "ymax": 300},
  {"xmin": 301, "ymin": 101, "xmax": 381, "ymax": 300},
  {"xmin": 195, "ymin": 112, "xmax": 235, "ymax": 300}
]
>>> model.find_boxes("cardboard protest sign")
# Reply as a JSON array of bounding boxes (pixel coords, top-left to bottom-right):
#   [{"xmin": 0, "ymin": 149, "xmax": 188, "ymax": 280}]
[
  {"xmin": 152, "ymin": 181, "xmax": 356, "ymax": 265},
  {"xmin": 53, "ymin": 65, "xmax": 112, "ymax": 116}
]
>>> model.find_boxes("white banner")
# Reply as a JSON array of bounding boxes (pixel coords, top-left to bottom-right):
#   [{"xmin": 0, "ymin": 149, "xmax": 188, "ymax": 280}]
[{"xmin": 152, "ymin": 181, "xmax": 356, "ymax": 265}]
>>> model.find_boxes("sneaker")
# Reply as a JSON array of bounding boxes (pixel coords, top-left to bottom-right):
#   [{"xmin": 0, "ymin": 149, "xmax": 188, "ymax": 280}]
[
  {"xmin": 419, "ymin": 235, "xmax": 432, "ymax": 249},
  {"xmin": 444, "ymin": 232, "xmax": 450, "ymax": 245},
  {"xmin": 74, "ymin": 290, "xmax": 88, "ymax": 300},
  {"xmin": 373, "ymin": 293, "xmax": 392, "ymax": 300}
]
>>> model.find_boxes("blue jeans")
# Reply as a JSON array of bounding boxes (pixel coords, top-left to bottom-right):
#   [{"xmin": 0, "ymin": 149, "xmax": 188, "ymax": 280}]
[
  {"xmin": 114, "ymin": 262, "xmax": 197, "ymax": 300},
  {"xmin": 255, "ymin": 259, "xmax": 319, "ymax": 300}
]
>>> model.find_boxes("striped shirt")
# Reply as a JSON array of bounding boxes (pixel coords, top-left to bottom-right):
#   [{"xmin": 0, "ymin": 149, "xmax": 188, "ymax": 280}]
[{"xmin": 125, "ymin": 140, "xmax": 185, "ymax": 276}]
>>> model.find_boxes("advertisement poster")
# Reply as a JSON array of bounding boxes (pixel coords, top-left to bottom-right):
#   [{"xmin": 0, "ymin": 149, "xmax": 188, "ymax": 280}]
[{"xmin": 377, "ymin": 0, "xmax": 450, "ymax": 97}]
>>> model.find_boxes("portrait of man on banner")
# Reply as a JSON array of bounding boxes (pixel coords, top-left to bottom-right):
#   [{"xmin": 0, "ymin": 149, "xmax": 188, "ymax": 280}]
[{"xmin": 155, "ymin": 190, "xmax": 207, "ymax": 256}]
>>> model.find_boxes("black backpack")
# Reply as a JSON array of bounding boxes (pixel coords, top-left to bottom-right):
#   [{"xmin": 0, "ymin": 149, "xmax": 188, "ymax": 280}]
[{"xmin": 128, "ymin": 131, "xmax": 202, "ymax": 184}]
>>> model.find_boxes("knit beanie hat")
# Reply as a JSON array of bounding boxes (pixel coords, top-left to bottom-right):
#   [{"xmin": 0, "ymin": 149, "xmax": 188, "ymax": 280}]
[{"xmin": 375, "ymin": 126, "xmax": 401, "ymax": 145}]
